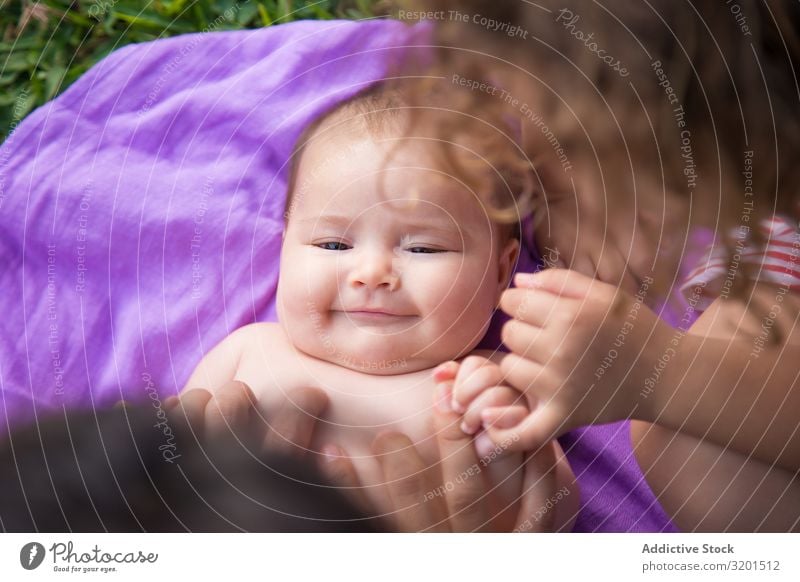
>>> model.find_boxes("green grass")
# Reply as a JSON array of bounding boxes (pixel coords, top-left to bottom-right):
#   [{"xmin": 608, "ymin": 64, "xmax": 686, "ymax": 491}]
[{"xmin": 1, "ymin": 0, "xmax": 387, "ymax": 139}]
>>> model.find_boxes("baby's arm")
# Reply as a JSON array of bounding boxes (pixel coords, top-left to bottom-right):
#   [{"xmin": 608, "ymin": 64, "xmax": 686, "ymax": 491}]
[{"xmin": 175, "ymin": 325, "xmax": 269, "ymax": 439}]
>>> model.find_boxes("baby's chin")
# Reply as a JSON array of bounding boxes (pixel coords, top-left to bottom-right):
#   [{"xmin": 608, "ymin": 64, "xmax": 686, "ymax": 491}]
[
  {"xmin": 334, "ymin": 354, "xmax": 423, "ymax": 376},
  {"xmin": 294, "ymin": 342, "xmax": 456, "ymax": 376},
  {"xmin": 319, "ymin": 348, "xmax": 431, "ymax": 375},
  {"xmin": 282, "ymin": 320, "xmax": 483, "ymax": 376}
]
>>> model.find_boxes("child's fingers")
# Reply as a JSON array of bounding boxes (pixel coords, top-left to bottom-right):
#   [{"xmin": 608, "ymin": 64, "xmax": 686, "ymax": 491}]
[
  {"xmin": 484, "ymin": 407, "xmax": 561, "ymax": 454},
  {"xmin": 500, "ymin": 319, "xmax": 552, "ymax": 364},
  {"xmin": 451, "ymin": 356, "xmax": 503, "ymax": 414},
  {"xmin": 460, "ymin": 386, "xmax": 526, "ymax": 435},
  {"xmin": 499, "ymin": 352, "xmax": 552, "ymax": 402},
  {"xmin": 499, "ymin": 287, "xmax": 569, "ymax": 328},
  {"xmin": 514, "ymin": 268, "xmax": 599, "ymax": 299}
]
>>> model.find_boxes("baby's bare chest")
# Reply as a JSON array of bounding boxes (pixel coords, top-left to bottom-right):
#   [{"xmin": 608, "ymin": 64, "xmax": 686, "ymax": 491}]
[
  {"xmin": 233, "ymin": 332, "xmax": 439, "ymax": 502},
  {"xmin": 233, "ymin": 328, "xmax": 437, "ymax": 451}
]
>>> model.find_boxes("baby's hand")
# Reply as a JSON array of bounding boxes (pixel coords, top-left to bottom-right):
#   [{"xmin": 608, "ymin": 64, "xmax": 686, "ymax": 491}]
[
  {"xmin": 435, "ymin": 356, "xmax": 528, "ymax": 448},
  {"xmin": 434, "ymin": 356, "xmax": 578, "ymax": 532}
]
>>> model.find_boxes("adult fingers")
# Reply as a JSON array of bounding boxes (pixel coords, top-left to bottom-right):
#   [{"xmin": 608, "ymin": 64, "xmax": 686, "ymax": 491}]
[
  {"xmin": 432, "ymin": 381, "xmax": 493, "ymax": 532},
  {"xmin": 319, "ymin": 444, "xmax": 373, "ymax": 518},
  {"xmin": 263, "ymin": 386, "xmax": 329, "ymax": 458},
  {"xmin": 372, "ymin": 431, "xmax": 449, "ymax": 532},
  {"xmin": 169, "ymin": 388, "xmax": 212, "ymax": 440},
  {"xmin": 204, "ymin": 380, "xmax": 257, "ymax": 440},
  {"xmin": 514, "ymin": 442, "xmax": 560, "ymax": 532}
]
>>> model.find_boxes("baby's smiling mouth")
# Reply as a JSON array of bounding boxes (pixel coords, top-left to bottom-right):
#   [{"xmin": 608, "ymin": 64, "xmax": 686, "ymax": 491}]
[{"xmin": 334, "ymin": 309, "xmax": 416, "ymax": 324}]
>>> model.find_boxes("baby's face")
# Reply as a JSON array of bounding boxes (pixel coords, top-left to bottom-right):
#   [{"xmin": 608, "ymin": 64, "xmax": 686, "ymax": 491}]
[{"xmin": 277, "ymin": 126, "xmax": 518, "ymax": 375}]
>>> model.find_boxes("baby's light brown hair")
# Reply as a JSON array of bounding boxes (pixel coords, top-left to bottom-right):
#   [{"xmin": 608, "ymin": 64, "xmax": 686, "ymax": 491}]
[{"xmin": 283, "ymin": 84, "xmax": 526, "ymax": 245}]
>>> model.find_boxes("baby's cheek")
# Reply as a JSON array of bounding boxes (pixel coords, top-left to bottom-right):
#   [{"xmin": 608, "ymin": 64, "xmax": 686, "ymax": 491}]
[
  {"xmin": 420, "ymin": 273, "xmax": 495, "ymax": 351},
  {"xmin": 278, "ymin": 267, "xmax": 321, "ymax": 329},
  {"xmin": 279, "ymin": 288, "xmax": 334, "ymax": 360},
  {"xmin": 283, "ymin": 253, "xmax": 335, "ymax": 306},
  {"xmin": 455, "ymin": 262, "xmax": 501, "ymax": 320}
]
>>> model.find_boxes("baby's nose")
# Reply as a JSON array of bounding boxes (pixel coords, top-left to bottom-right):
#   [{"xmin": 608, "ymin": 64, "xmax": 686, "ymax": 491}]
[{"xmin": 348, "ymin": 253, "xmax": 400, "ymax": 291}]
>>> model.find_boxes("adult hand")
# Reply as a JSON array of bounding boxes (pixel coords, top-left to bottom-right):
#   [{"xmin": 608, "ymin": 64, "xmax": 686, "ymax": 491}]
[
  {"xmin": 166, "ymin": 382, "xmax": 569, "ymax": 531},
  {"xmin": 320, "ymin": 381, "xmax": 565, "ymax": 532},
  {"xmin": 166, "ymin": 382, "xmax": 328, "ymax": 456}
]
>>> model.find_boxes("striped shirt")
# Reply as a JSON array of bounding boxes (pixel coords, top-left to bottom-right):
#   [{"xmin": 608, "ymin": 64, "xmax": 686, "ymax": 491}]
[{"xmin": 681, "ymin": 215, "xmax": 800, "ymax": 311}]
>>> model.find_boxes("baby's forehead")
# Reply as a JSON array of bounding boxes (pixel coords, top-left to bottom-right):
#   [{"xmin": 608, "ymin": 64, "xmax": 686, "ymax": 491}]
[
  {"xmin": 291, "ymin": 120, "xmax": 501, "ymax": 225},
  {"xmin": 295, "ymin": 194, "xmax": 490, "ymax": 228}
]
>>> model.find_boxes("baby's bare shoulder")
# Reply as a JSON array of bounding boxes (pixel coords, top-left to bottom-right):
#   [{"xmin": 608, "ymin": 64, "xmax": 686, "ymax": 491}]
[
  {"xmin": 231, "ymin": 321, "xmax": 281, "ymax": 337},
  {"xmin": 232, "ymin": 323, "xmax": 309, "ymax": 406},
  {"xmin": 233, "ymin": 322, "xmax": 294, "ymax": 362}
]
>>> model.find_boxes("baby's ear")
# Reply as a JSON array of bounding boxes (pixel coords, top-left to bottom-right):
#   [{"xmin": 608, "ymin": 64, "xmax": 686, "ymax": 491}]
[{"xmin": 497, "ymin": 237, "xmax": 521, "ymax": 296}]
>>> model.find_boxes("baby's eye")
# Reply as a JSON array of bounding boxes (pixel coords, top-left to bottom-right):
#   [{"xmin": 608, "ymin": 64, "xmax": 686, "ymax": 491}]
[
  {"xmin": 407, "ymin": 246, "xmax": 445, "ymax": 254},
  {"xmin": 315, "ymin": 241, "xmax": 351, "ymax": 251}
]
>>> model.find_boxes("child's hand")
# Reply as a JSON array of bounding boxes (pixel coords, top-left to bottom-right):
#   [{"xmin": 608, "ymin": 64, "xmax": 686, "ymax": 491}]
[{"xmin": 484, "ymin": 268, "xmax": 671, "ymax": 451}]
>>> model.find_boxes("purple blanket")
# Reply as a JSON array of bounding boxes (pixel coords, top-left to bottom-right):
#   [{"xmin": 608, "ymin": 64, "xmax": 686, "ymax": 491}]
[{"xmin": 0, "ymin": 19, "xmax": 675, "ymax": 532}]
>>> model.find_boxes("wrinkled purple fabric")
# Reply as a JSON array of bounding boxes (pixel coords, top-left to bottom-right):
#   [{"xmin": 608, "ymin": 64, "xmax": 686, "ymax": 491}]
[{"xmin": 0, "ymin": 19, "xmax": 676, "ymax": 532}]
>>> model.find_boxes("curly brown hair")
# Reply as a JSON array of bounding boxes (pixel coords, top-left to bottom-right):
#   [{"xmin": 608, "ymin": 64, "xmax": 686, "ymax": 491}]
[{"xmin": 389, "ymin": 0, "xmax": 800, "ymax": 299}]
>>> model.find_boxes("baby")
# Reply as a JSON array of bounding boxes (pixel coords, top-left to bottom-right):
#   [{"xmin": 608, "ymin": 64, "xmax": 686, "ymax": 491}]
[{"xmin": 184, "ymin": 87, "xmax": 574, "ymax": 530}]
